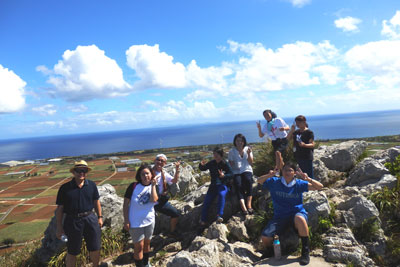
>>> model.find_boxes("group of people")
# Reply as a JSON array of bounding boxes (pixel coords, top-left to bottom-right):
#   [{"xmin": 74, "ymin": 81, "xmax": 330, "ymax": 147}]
[{"xmin": 55, "ymin": 109, "xmax": 323, "ymax": 267}]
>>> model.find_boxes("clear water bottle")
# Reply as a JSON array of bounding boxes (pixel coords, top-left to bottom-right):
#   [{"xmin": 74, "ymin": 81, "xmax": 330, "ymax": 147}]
[
  {"xmin": 61, "ymin": 234, "xmax": 68, "ymax": 242},
  {"xmin": 273, "ymin": 235, "xmax": 281, "ymax": 259}
]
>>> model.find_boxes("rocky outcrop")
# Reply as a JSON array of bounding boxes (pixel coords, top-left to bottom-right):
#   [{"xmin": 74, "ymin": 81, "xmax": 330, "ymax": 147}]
[
  {"xmin": 323, "ymin": 227, "xmax": 377, "ymax": 267},
  {"xmin": 338, "ymin": 195, "xmax": 380, "ymax": 228},
  {"xmin": 347, "ymin": 158, "xmax": 390, "ymax": 186},
  {"xmin": 315, "ymin": 140, "xmax": 367, "ymax": 172},
  {"xmin": 98, "ymin": 184, "xmax": 124, "ymax": 228},
  {"xmin": 303, "ymin": 191, "xmax": 331, "ymax": 230},
  {"xmin": 163, "ymin": 163, "xmax": 198, "ymax": 196}
]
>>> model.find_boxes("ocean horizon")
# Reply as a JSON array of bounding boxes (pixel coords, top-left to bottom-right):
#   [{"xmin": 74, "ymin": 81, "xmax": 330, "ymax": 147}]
[{"xmin": 1, "ymin": 109, "xmax": 400, "ymax": 163}]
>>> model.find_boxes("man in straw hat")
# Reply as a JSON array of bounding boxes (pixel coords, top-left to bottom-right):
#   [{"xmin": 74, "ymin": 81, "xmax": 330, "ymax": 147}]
[{"xmin": 55, "ymin": 160, "xmax": 103, "ymax": 267}]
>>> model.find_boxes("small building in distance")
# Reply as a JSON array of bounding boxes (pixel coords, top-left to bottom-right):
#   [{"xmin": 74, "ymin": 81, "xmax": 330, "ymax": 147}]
[
  {"xmin": 121, "ymin": 159, "xmax": 142, "ymax": 165},
  {"xmin": 48, "ymin": 158, "xmax": 63, "ymax": 163}
]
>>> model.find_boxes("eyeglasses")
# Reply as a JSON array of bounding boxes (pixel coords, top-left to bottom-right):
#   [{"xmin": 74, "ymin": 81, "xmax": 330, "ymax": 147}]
[
  {"xmin": 74, "ymin": 168, "xmax": 88, "ymax": 174},
  {"xmin": 156, "ymin": 158, "xmax": 166, "ymax": 163}
]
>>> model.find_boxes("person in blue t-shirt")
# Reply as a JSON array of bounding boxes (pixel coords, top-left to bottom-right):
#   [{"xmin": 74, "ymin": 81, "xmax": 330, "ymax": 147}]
[{"xmin": 257, "ymin": 162, "xmax": 323, "ymax": 265}]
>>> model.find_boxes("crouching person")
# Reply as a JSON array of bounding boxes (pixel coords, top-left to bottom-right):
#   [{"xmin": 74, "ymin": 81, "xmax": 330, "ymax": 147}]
[
  {"xmin": 257, "ymin": 162, "xmax": 323, "ymax": 265},
  {"xmin": 123, "ymin": 163, "xmax": 158, "ymax": 267}
]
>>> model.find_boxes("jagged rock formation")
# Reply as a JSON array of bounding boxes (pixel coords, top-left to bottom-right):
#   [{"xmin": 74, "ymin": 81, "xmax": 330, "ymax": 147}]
[{"xmin": 38, "ymin": 142, "xmax": 400, "ymax": 267}]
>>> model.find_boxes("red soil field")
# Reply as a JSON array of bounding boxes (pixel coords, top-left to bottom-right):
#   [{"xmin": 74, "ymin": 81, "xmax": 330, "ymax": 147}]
[
  {"xmin": 0, "ymin": 224, "xmax": 9, "ymax": 230},
  {"xmin": 91, "ymin": 159, "xmax": 112, "ymax": 166},
  {"xmin": 0, "ymin": 181, "xmax": 17, "ymax": 189},
  {"xmin": 21, "ymin": 205, "xmax": 56, "ymax": 222},
  {"xmin": 25, "ymin": 196, "xmax": 57, "ymax": 205},
  {"xmin": 12, "ymin": 205, "xmax": 32, "ymax": 213}
]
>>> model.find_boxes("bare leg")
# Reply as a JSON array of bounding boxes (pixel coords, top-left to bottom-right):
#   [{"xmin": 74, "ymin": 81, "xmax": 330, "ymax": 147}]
[
  {"xmin": 275, "ymin": 151, "xmax": 284, "ymax": 171},
  {"xmin": 144, "ymin": 239, "xmax": 151, "ymax": 253},
  {"xmin": 239, "ymin": 199, "xmax": 247, "ymax": 212},
  {"xmin": 170, "ymin": 217, "xmax": 178, "ymax": 232},
  {"xmin": 246, "ymin": 196, "xmax": 253, "ymax": 210},
  {"xmin": 89, "ymin": 250, "xmax": 100, "ymax": 267},
  {"xmin": 294, "ymin": 215, "xmax": 309, "ymax": 237},
  {"xmin": 66, "ymin": 253, "xmax": 77, "ymax": 267},
  {"xmin": 262, "ymin": 236, "xmax": 273, "ymax": 247},
  {"xmin": 134, "ymin": 239, "xmax": 144, "ymax": 260}
]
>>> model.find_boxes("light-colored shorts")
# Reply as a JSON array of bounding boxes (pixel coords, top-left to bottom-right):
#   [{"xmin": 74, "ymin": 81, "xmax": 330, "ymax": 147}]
[{"xmin": 129, "ymin": 222, "xmax": 155, "ymax": 243}]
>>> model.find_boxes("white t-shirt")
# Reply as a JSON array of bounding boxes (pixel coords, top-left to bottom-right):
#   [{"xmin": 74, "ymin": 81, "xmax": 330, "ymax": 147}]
[
  {"xmin": 154, "ymin": 170, "xmax": 174, "ymax": 195},
  {"xmin": 262, "ymin": 117, "xmax": 288, "ymax": 140},
  {"xmin": 128, "ymin": 183, "xmax": 156, "ymax": 228},
  {"xmin": 228, "ymin": 146, "xmax": 253, "ymax": 174}
]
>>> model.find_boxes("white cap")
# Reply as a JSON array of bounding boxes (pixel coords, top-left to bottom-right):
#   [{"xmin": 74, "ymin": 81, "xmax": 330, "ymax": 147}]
[{"xmin": 156, "ymin": 154, "xmax": 167, "ymax": 161}]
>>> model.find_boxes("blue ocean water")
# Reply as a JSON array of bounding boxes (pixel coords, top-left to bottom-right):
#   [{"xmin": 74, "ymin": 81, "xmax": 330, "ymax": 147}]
[{"xmin": 1, "ymin": 110, "xmax": 399, "ymax": 163}]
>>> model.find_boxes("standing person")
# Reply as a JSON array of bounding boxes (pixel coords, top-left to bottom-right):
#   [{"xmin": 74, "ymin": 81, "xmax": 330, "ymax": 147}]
[
  {"xmin": 257, "ymin": 162, "xmax": 323, "ymax": 265},
  {"xmin": 256, "ymin": 109, "xmax": 290, "ymax": 175},
  {"xmin": 287, "ymin": 115, "xmax": 315, "ymax": 179},
  {"xmin": 55, "ymin": 160, "xmax": 103, "ymax": 267},
  {"xmin": 228, "ymin": 134, "xmax": 254, "ymax": 215},
  {"xmin": 199, "ymin": 147, "xmax": 233, "ymax": 225},
  {"xmin": 123, "ymin": 163, "xmax": 158, "ymax": 267},
  {"xmin": 152, "ymin": 154, "xmax": 181, "ymax": 237}
]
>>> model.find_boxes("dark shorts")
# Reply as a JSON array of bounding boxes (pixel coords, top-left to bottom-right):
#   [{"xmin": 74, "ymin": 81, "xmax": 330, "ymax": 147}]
[
  {"xmin": 154, "ymin": 201, "xmax": 180, "ymax": 218},
  {"xmin": 272, "ymin": 138, "xmax": 288, "ymax": 152},
  {"xmin": 64, "ymin": 213, "xmax": 101, "ymax": 255},
  {"xmin": 262, "ymin": 212, "xmax": 308, "ymax": 238}
]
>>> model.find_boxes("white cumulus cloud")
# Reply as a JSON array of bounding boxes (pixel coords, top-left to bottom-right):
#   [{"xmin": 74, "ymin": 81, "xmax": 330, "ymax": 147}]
[
  {"xmin": 32, "ymin": 104, "xmax": 57, "ymax": 116},
  {"xmin": 382, "ymin": 10, "xmax": 400, "ymax": 39},
  {"xmin": 0, "ymin": 64, "xmax": 26, "ymax": 113},
  {"xmin": 334, "ymin": 16, "xmax": 362, "ymax": 32},
  {"xmin": 39, "ymin": 45, "xmax": 131, "ymax": 101},
  {"xmin": 126, "ymin": 44, "xmax": 232, "ymax": 93},
  {"xmin": 227, "ymin": 40, "xmax": 339, "ymax": 93},
  {"xmin": 345, "ymin": 40, "xmax": 400, "ymax": 93},
  {"xmin": 126, "ymin": 44, "xmax": 187, "ymax": 89},
  {"xmin": 287, "ymin": 0, "xmax": 311, "ymax": 8},
  {"xmin": 67, "ymin": 104, "xmax": 88, "ymax": 113}
]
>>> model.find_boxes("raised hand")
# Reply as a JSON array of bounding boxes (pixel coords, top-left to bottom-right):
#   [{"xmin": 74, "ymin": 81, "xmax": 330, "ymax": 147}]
[
  {"xmin": 247, "ymin": 146, "xmax": 252, "ymax": 155},
  {"xmin": 218, "ymin": 169, "xmax": 225, "ymax": 178},
  {"xmin": 200, "ymin": 160, "xmax": 207, "ymax": 166},
  {"xmin": 175, "ymin": 161, "xmax": 181, "ymax": 170},
  {"xmin": 256, "ymin": 121, "xmax": 261, "ymax": 129}
]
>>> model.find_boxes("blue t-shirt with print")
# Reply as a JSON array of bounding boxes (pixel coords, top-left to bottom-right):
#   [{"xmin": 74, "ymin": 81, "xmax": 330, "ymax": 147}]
[{"xmin": 263, "ymin": 177, "xmax": 309, "ymax": 219}]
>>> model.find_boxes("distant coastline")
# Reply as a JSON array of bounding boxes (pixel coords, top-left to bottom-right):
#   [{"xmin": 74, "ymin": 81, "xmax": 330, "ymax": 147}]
[{"xmin": 1, "ymin": 109, "xmax": 400, "ymax": 163}]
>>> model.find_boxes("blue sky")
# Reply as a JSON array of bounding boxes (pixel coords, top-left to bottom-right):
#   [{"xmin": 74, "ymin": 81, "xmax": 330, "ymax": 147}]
[{"xmin": 1, "ymin": 0, "xmax": 400, "ymax": 139}]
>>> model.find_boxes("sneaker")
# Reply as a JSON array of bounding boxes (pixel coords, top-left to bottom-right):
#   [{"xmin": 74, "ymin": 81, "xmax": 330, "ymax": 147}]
[
  {"xmin": 247, "ymin": 208, "xmax": 254, "ymax": 215},
  {"xmin": 299, "ymin": 249, "xmax": 310, "ymax": 265},
  {"xmin": 241, "ymin": 210, "xmax": 248, "ymax": 216},
  {"xmin": 216, "ymin": 216, "xmax": 223, "ymax": 223}
]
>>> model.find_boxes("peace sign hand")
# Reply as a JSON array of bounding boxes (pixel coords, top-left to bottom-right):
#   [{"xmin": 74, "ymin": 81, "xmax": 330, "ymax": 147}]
[{"xmin": 218, "ymin": 169, "xmax": 225, "ymax": 178}]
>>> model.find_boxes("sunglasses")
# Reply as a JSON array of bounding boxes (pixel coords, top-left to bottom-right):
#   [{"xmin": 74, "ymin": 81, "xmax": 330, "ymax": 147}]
[
  {"xmin": 74, "ymin": 168, "xmax": 88, "ymax": 174},
  {"xmin": 156, "ymin": 158, "xmax": 166, "ymax": 163}
]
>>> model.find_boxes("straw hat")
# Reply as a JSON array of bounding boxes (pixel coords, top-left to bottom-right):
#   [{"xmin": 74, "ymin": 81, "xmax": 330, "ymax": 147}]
[{"xmin": 70, "ymin": 160, "xmax": 92, "ymax": 173}]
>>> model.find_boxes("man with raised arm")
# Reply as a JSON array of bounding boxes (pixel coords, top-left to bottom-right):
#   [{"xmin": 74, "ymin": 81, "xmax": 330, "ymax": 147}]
[{"xmin": 152, "ymin": 154, "xmax": 181, "ymax": 237}]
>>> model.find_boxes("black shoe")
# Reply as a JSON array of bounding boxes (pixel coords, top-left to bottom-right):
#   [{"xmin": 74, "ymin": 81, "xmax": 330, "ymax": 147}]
[
  {"xmin": 299, "ymin": 249, "xmax": 310, "ymax": 265},
  {"xmin": 247, "ymin": 208, "xmax": 254, "ymax": 215}
]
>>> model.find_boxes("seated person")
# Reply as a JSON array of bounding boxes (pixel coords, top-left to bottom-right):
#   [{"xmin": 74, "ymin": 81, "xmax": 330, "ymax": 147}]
[{"xmin": 257, "ymin": 162, "xmax": 323, "ymax": 265}]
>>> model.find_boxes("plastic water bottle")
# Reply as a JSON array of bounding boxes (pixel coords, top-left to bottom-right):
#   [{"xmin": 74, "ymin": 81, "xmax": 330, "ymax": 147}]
[
  {"xmin": 61, "ymin": 234, "xmax": 68, "ymax": 242},
  {"xmin": 273, "ymin": 235, "xmax": 281, "ymax": 259}
]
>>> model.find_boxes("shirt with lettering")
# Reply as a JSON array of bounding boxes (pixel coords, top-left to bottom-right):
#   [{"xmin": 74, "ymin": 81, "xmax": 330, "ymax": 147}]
[{"xmin": 262, "ymin": 177, "xmax": 308, "ymax": 218}]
